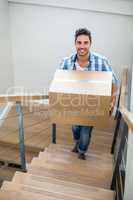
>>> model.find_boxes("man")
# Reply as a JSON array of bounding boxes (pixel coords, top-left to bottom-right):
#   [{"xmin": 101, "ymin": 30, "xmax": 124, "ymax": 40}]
[{"xmin": 60, "ymin": 28, "xmax": 118, "ymax": 160}]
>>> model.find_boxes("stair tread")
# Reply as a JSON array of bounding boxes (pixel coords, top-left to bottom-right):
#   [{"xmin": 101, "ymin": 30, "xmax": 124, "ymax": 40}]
[
  {"xmin": 38, "ymin": 150, "xmax": 113, "ymax": 170},
  {"xmin": 2, "ymin": 177, "xmax": 114, "ymax": 200},
  {"xmin": 28, "ymin": 165, "xmax": 111, "ymax": 188},
  {"xmin": 0, "ymin": 190, "xmax": 60, "ymax": 200},
  {"xmin": 31, "ymin": 155, "xmax": 113, "ymax": 178},
  {"xmin": 13, "ymin": 171, "xmax": 114, "ymax": 198},
  {"xmin": 48, "ymin": 144, "xmax": 113, "ymax": 158},
  {"xmin": 30, "ymin": 157, "xmax": 112, "ymax": 189},
  {"xmin": 46, "ymin": 144, "xmax": 113, "ymax": 161}
]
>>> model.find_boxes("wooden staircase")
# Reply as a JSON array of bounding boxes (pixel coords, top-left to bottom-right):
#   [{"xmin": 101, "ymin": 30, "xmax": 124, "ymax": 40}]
[
  {"xmin": 0, "ymin": 142, "xmax": 115, "ymax": 200},
  {"xmin": 0, "ymin": 104, "xmax": 116, "ymax": 199}
]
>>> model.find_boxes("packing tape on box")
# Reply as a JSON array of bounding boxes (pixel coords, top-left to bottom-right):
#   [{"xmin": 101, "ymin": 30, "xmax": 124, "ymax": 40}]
[{"xmin": 54, "ymin": 79, "xmax": 110, "ymax": 84}]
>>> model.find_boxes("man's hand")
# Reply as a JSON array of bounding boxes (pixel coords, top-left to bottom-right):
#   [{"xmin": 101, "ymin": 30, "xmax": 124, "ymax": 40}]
[{"xmin": 109, "ymin": 97, "xmax": 116, "ymax": 116}]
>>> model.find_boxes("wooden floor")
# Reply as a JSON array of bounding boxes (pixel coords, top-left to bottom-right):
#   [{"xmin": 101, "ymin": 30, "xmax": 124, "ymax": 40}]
[{"xmin": 0, "ymin": 105, "xmax": 116, "ymax": 193}]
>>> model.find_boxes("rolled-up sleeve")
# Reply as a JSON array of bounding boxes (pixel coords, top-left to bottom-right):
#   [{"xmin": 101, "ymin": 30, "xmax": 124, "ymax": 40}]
[
  {"xmin": 59, "ymin": 58, "xmax": 69, "ymax": 70},
  {"xmin": 59, "ymin": 58, "xmax": 64, "ymax": 69}
]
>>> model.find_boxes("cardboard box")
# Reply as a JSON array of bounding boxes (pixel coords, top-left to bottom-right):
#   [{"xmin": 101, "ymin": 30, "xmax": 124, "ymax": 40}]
[{"xmin": 49, "ymin": 70, "xmax": 112, "ymax": 127}]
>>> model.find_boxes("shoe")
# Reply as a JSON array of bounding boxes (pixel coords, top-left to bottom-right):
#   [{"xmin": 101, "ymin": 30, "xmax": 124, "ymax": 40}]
[
  {"xmin": 72, "ymin": 144, "xmax": 78, "ymax": 153},
  {"xmin": 78, "ymin": 153, "xmax": 86, "ymax": 160}
]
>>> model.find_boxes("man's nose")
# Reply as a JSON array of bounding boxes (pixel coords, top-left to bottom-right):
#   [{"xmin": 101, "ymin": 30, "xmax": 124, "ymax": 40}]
[{"xmin": 80, "ymin": 43, "xmax": 85, "ymax": 48}]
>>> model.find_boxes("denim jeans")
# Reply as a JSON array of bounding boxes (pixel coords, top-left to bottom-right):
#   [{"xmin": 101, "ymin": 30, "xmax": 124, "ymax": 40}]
[{"xmin": 72, "ymin": 125, "xmax": 93, "ymax": 153}]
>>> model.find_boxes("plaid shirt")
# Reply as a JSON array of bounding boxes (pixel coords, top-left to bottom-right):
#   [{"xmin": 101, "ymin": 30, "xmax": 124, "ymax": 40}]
[{"xmin": 60, "ymin": 52, "xmax": 118, "ymax": 84}]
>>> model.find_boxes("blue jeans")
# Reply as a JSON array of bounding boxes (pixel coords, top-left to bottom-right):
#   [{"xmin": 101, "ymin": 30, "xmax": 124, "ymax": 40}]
[{"xmin": 72, "ymin": 125, "xmax": 93, "ymax": 153}]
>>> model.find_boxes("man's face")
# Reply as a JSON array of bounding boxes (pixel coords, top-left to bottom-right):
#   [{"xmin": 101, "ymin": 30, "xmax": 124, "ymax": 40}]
[{"xmin": 75, "ymin": 35, "xmax": 91, "ymax": 57}]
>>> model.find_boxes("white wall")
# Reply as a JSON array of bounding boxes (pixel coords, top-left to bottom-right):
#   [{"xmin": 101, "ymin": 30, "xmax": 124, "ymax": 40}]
[
  {"xmin": 8, "ymin": 0, "xmax": 133, "ymax": 16},
  {"xmin": 0, "ymin": 0, "xmax": 14, "ymax": 94},
  {"xmin": 9, "ymin": 0, "xmax": 133, "ymax": 92}
]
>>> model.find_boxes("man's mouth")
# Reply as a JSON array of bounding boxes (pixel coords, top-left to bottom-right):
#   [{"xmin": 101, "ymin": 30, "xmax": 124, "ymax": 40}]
[{"xmin": 79, "ymin": 49, "xmax": 86, "ymax": 53}]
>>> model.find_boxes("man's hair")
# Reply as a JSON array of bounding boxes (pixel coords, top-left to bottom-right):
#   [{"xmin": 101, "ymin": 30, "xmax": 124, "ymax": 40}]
[{"xmin": 75, "ymin": 28, "xmax": 92, "ymax": 43}]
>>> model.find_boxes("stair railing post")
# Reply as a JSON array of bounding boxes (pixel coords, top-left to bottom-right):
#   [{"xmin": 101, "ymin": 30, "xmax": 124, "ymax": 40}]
[
  {"xmin": 52, "ymin": 123, "xmax": 56, "ymax": 144},
  {"xmin": 111, "ymin": 111, "xmax": 122, "ymax": 154},
  {"xmin": 16, "ymin": 101, "xmax": 27, "ymax": 172}
]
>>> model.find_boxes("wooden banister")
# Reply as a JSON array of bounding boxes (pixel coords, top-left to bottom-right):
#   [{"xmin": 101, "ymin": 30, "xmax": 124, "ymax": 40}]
[
  {"xmin": 121, "ymin": 107, "xmax": 133, "ymax": 132},
  {"xmin": 119, "ymin": 68, "xmax": 133, "ymax": 132},
  {"xmin": 119, "ymin": 67, "xmax": 128, "ymax": 109}
]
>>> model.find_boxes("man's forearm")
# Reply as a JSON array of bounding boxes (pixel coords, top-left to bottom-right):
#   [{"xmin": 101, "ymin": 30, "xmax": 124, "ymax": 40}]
[{"xmin": 109, "ymin": 83, "xmax": 118, "ymax": 115}]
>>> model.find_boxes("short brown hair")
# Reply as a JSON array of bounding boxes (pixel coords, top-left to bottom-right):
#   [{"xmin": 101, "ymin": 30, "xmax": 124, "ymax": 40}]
[{"xmin": 75, "ymin": 28, "xmax": 92, "ymax": 43}]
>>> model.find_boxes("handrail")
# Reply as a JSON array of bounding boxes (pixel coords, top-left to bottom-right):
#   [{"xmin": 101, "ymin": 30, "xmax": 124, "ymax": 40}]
[
  {"xmin": 121, "ymin": 107, "xmax": 133, "ymax": 132},
  {"xmin": 119, "ymin": 68, "xmax": 128, "ymax": 109},
  {"xmin": 0, "ymin": 94, "xmax": 48, "ymax": 103},
  {"xmin": 119, "ymin": 68, "xmax": 133, "ymax": 132}
]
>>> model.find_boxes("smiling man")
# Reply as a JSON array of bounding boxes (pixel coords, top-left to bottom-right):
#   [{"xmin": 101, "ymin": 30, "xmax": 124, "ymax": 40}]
[{"xmin": 60, "ymin": 28, "xmax": 118, "ymax": 160}]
